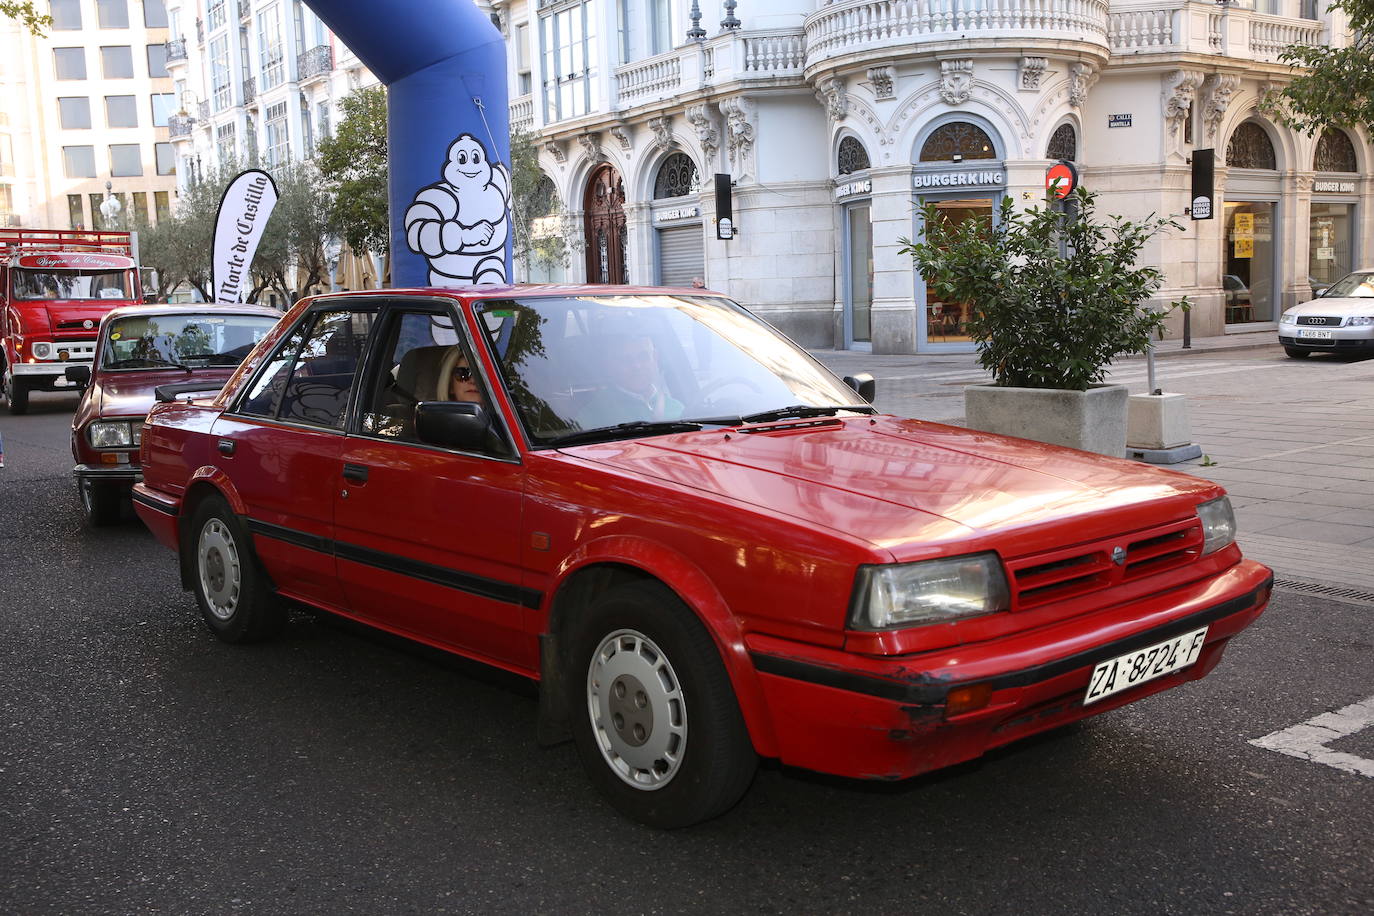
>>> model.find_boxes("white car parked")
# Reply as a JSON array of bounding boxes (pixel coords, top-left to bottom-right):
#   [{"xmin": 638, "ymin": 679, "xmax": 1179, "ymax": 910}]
[{"xmin": 1278, "ymin": 269, "xmax": 1374, "ymax": 359}]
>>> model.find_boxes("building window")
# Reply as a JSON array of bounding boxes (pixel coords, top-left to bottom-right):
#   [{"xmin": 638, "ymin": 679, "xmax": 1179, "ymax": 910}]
[
  {"xmin": 51, "ymin": 0, "xmax": 82, "ymax": 30},
  {"xmin": 1314, "ymin": 129, "xmax": 1357, "ymax": 173},
  {"xmin": 216, "ymin": 122, "xmax": 236, "ymax": 165},
  {"xmin": 1047, "ymin": 123, "xmax": 1077, "ymax": 161},
  {"xmin": 653, "ymin": 152, "xmax": 697, "ymax": 199},
  {"xmin": 54, "ymin": 47, "xmax": 87, "ymax": 80},
  {"xmin": 259, "ymin": 6, "xmax": 285, "ymax": 90},
  {"xmin": 317, "ymin": 101, "xmax": 330, "ymax": 138},
  {"xmin": 68, "ymin": 193, "xmax": 86, "ymax": 229},
  {"xmin": 1226, "ymin": 122, "xmax": 1276, "ymax": 170},
  {"xmin": 90, "ymin": 193, "xmax": 110, "ymax": 229},
  {"xmin": 151, "ymin": 93, "xmax": 176, "ymax": 127},
  {"xmin": 540, "ymin": 1, "xmax": 597, "ymax": 123},
  {"xmin": 144, "ymin": 0, "xmax": 169, "ymax": 28},
  {"xmin": 837, "ymin": 136, "xmax": 870, "ymax": 175},
  {"xmin": 59, "ymin": 96, "xmax": 93, "ymax": 130},
  {"xmin": 300, "ymin": 96, "xmax": 313, "ymax": 157},
  {"xmin": 516, "ymin": 22, "xmax": 532, "ymax": 96},
  {"xmin": 147, "ymin": 42, "xmax": 169, "ymax": 78},
  {"xmin": 920, "ymin": 122, "xmax": 997, "ymax": 161},
  {"xmin": 650, "ymin": 0, "xmax": 671, "ymax": 55},
  {"xmin": 63, "ymin": 145, "xmax": 97, "ymax": 178},
  {"xmin": 265, "ymin": 100, "xmax": 288, "ymax": 166},
  {"xmin": 207, "ymin": 0, "xmax": 226, "ymax": 31},
  {"xmin": 132, "ymin": 190, "xmax": 150, "ymax": 224},
  {"xmin": 110, "ymin": 143, "xmax": 143, "ymax": 176},
  {"xmin": 101, "ymin": 46, "xmax": 135, "ymax": 79},
  {"xmin": 1309, "ymin": 202, "xmax": 1353, "ymax": 291},
  {"xmin": 155, "ymin": 141, "xmax": 176, "ymax": 175},
  {"xmin": 105, "ymin": 95, "xmax": 139, "ymax": 128},
  {"xmin": 154, "ymin": 190, "xmax": 171, "ymax": 222},
  {"xmin": 96, "ymin": 0, "xmax": 130, "ymax": 29},
  {"xmin": 244, "ymin": 113, "xmax": 259, "ymax": 162},
  {"xmin": 210, "ymin": 35, "xmax": 231, "ymax": 110}
]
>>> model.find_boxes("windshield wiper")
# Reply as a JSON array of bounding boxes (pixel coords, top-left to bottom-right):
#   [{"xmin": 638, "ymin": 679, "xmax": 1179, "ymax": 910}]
[
  {"xmin": 739, "ymin": 404, "xmax": 875, "ymax": 424},
  {"xmin": 548, "ymin": 420, "xmax": 707, "ymax": 447},
  {"xmin": 105, "ymin": 358, "xmax": 193, "ymax": 373}
]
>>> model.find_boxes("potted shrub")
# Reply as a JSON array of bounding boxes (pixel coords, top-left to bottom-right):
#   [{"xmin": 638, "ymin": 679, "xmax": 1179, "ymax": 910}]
[{"xmin": 900, "ymin": 189, "xmax": 1188, "ymax": 455}]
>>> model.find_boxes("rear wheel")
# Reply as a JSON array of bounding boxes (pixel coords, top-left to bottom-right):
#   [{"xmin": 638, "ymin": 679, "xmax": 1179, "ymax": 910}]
[
  {"xmin": 188, "ymin": 496, "xmax": 284, "ymax": 643},
  {"xmin": 567, "ymin": 580, "xmax": 756, "ymax": 828},
  {"xmin": 79, "ymin": 478, "xmax": 123, "ymax": 526},
  {"xmin": 1283, "ymin": 346, "xmax": 1312, "ymax": 359},
  {"xmin": 2, "ymin": 374, "xmax": 29, "ymax": 414}
]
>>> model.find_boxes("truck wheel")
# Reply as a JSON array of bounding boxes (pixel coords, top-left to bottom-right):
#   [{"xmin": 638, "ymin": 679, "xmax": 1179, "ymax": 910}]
[
  {"xmin": 188, "ymin": 496, "xmax": 285, "ymax": 643},
  {"xmin": 79, "ymin": 478, "xmax": 123, "ymax": 526},
  {"xmin": 2, "ymin": 375, "xmax": 29, "ymax": 414},
  {"xmin": 567, "ymin": 580, "xmax": 756, "ymax": 828}
]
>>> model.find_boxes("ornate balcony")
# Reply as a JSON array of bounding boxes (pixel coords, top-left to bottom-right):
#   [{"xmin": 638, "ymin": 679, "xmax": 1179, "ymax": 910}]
[
  {"xmin": 168, "ymin": 114, "xmax": 195, "ymax": 138},
  {"xmin": 510, "ymin": 94, "xmax": 534, "ymax": 132},
  {"xmin": 242, "ymin": 76, "xmax": 256, "ymax": 105},
  {"xmin": 1108, "ymin": 2, "xmax": 1328, "ymax": 62},
  {"xmin": 611, "ymin": 29, "xmax": 807, "ymax": 113},
  {"xmin": 165, "ymin": 39, "xmax": 187, "ymax": 63},
  {"xmin": 298, "ymin": 44, "xmax": 333, "ymax": 83}
]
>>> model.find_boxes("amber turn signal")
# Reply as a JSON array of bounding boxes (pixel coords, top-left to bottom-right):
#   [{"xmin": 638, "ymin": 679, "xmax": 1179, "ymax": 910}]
[{"xmin": 944, "ymin": 683, "xmax": 994, "ymax": 718}]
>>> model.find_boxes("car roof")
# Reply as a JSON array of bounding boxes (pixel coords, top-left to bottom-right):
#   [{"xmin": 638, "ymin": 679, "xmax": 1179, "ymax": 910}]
[
  {"xmin": 299, "ymin": 284, "xmax": 724, "ymax": 305},
  {"xmin": 101, "ymin": 302, "xmax": 283, "ymax": 322}
]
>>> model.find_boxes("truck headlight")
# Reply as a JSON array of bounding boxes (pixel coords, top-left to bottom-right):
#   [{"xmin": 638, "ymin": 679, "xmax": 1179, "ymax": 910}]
[
  {"xmin": 88, "ymin": 421, "xmax": 134, "ymax": 448},
  {"xmin": 849, "ymin": 552, "xmax": 1010, "ymax": 630},
  {"xmin": 1197, "ymin": 496, "xmax": 1237, "ymax": 555},
  {"xmin": 32, "ymin": 342, "xmax": 53, "ymax": 359}
]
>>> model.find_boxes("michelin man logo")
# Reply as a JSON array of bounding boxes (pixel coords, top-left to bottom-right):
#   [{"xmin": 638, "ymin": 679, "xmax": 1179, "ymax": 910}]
[{"xmin": 404, "ymin": 134, "xmax": 511, "ymax": 285}]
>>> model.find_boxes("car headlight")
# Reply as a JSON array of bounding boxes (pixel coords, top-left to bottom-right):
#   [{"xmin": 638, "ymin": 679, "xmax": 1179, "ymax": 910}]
[
  {"xmin": 88, "ymin": 421, "xmax": 134, "ymax": 448},
  {"xmin": 32, "ymin": 341, "xmax": 53, "ymax": 359},
  {"xmin": 1279, "ymin": 312, "xmax": 1298, "ymax": 325},
  {"xmin": 1197, "ymin": 496, "xmax": 1237, "ymax": 555},
  {"xmin": 850, "ymin": 552, "xmax": 1010, "ymax": 630},
  {"xmin": 1348, "ymin": 316, "xmax": 1374, "ymax": 326}
]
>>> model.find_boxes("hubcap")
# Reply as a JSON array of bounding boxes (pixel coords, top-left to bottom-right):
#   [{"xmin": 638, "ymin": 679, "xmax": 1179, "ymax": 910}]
[
  {"xmin": 197, "ymin": 518, "xmax": 241, "ymax": 621},
  {"xmin": 587, "ymin": 628, "xmax": 687, "ymax": 790}
]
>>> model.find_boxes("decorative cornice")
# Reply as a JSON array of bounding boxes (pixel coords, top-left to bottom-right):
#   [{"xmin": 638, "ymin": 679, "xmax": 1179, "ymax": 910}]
[
  {"xmin": 609, "ymin": 124, "xmax": 633, "ymax": 153},
  {"xmin": 939, "ymin": 59, "xmax": 974, "ymax": 106},
  {"xmin": 1020, "ymin": 57, "xmax": 1047, "ymax": 91},
  {"xmin": 1068, "ymin": 62, "xmax": 1098, "ymax": 108},
  {"xmin": 867, "ymin": 66, "xmax": 894, "ymax": 101},
  {"xmin": 1201, "ymin": 73, "xmax": 1241, "ymax": 141},
  {"xmin": 543, "ymin": 138, "xmax": 566, "ymax": 164},
  {"xmin": 648, "ymin": 115, "xmax": 675, "ymax": 151},
  {"xmin": 685, "ymin": 103, "xmax": 719, "ymax": 164},
  {"xmin": 720, "ymin": 96, "xmax": 757, "ymax": 176},
  {"xmin": 577, "ymin": 132, "xmax": 604, "ymax": 162},
  {"xmin": 815, "ymin": 77, "xmax": 847, "ymax": 121},
  {"xmin": 1162, "ymin": 69, "xmax": 1204, "ymax": 141}
]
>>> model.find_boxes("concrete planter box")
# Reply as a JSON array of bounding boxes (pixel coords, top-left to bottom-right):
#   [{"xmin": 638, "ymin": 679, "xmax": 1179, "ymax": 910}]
[{"xmin": 964, "ymin": 383, "xmax": 1129, "ymax": 456}]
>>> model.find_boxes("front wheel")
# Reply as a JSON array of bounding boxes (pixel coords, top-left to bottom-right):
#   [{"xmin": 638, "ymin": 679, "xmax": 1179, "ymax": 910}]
[
  {"xmin": 1283, "ymin": 346, "xmax": 1312, "ymax": 359},
  {"xmin": 188, "ymin": 496, "xmax": 285, "ymax": 643},
  {"xmin": 79, "ymin": 478, "xmax": 123, "ymax": 526},
  {"xmin": 2, "ymin": 374, "xmax": 29, "ymax": 414},
  {"xmin": 567, "ymin": 581, "xmax": 756, "ymax": 828}
]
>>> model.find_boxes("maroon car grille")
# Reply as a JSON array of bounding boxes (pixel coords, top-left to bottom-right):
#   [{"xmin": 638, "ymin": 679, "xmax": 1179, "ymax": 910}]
[{"xmin": 1007, "ymin": 518, "xmax": 1204, "ymax": 610}]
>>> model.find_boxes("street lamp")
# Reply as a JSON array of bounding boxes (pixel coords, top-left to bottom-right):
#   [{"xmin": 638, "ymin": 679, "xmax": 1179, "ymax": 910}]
[{"xmin": 99, "ymin": 181, "xmax": 123, "ymax": 229}]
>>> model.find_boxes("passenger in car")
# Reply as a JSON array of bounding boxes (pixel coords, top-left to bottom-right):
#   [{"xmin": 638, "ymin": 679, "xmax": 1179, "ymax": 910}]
[
  {"xmin": 442, "ymin": 348, "xmax": 484, "ymax": 405},
  {"xmin": 577, "ymin": 334, "xmax": 683, "ymax": 428}
]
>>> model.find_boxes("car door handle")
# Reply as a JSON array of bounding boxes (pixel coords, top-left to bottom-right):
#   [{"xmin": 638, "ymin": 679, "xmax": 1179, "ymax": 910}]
[
  {"xmin": 217, "ymin": 438, "xmax": 236, "ymax": 456},
  {"xmin": 342, "ymin": 463, "xmax": 369, "ymax": 483}
]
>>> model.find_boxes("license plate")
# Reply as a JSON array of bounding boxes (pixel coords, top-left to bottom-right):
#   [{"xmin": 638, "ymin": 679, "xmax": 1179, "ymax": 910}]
[
  {"xmin": 1298, "ymin": 328, "xmax": 1333, "ymax": 339},
  {"xmin": 1084, "ymin": 626, "xmax": 1208, "ymax": 705}
]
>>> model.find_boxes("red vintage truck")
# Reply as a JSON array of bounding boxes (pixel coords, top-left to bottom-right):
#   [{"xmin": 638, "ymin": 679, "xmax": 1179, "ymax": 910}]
[{"xmin": 1, "ymin": 229, "xmax": 144, "ymax": 414}]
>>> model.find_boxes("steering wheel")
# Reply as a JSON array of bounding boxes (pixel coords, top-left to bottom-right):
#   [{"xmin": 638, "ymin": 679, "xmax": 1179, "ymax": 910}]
[{"xmin": 687, "ymin": 375, "xmax": 766, "ymax": 414}]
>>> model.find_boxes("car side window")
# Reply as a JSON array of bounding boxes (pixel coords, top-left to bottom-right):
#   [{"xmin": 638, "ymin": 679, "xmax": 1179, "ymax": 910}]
[{"xmin": 238, "ymin": 308, "xmax": 373, "ymax": 428}]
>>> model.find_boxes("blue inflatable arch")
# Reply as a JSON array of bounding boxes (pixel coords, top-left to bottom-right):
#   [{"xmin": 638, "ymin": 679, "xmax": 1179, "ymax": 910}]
[{"xmin": 304, "ymin": 0, "xmax": 511, "ymax": 288}]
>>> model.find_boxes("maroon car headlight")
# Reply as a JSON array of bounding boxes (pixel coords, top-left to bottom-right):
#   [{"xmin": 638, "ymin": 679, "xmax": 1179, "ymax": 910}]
[
  {"xmin": 849, "ymin": 552, "xmax": 1010, "ymax": 630},
  {"xmin": 88, "ymin": 421, "xmax": 138, "ymax": 449},
  {"xmin": 1197, "ymin": 496, "xmax": 1237, "ymax": 555}
]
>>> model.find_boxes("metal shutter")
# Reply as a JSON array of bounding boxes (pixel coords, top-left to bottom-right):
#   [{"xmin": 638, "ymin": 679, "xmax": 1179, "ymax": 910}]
[{"xmin": 656, "ymin": 224, "xmax": 705, "ymax": 287}]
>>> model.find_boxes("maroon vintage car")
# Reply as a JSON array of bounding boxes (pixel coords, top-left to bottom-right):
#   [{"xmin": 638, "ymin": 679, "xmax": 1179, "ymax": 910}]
[{"xmin": 71, "ymin": 303, "xmax": 280, "ymax": 524}]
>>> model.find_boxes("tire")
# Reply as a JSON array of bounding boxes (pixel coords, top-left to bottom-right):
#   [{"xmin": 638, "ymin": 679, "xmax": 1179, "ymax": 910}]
[
  {"xmin": 1283, "ymin": 346, "xmax": 1311, "ymax": 359},
  {"xmin": 79, "ymin": 478, "xmax": 123, "ymax": 526},
  {"xmin": 187, "ymin": 496, "xmax": 285, "ymax": 643},
  {"xmin": 3, "ymin": 374, "xmax": 29, "ymax": 414},
  {"xmin": 567, "ymin": 580, "xmax": 756, "ymax": 828}
]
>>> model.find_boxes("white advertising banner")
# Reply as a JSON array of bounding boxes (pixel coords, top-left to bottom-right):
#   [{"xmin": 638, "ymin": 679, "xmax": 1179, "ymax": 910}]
[{"xmin": 212, "ymin": 169, "xmax": 278, "ymax": 303}]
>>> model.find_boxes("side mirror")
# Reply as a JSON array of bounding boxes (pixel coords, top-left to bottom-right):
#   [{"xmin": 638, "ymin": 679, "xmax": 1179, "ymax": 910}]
[
  {"xmin": 416, "ymin": 401, "xmax": 492, "ymax": 451},
  {"xmin": 66, "ymin": 365, "xmax": 91, "ymax": 388},
  {"xmin": 843, "ymin": 372, "xmax": 876, "ymax": 403}
]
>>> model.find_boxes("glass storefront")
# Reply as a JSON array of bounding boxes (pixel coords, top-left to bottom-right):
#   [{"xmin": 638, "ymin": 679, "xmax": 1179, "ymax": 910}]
[
  {"xmin": 1223, "ymin": 201, "xmax": 1277, "ymax": 324},
  {"xmin": 921, "ymin": 197, "xmax": 994, "ymax": 344},
  {"xmin": 844, "ymin": 202, "xmax": 873, "ymax": 346},
  {"xmin": 1308, "ymin": 201, "xmax": 1354, "ymax": 291}
]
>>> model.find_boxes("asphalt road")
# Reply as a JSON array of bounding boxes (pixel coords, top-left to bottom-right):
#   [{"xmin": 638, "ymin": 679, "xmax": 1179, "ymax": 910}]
[{"xmin": 2, "ymin": 388, "xmax": 1372, "ymax": 916}]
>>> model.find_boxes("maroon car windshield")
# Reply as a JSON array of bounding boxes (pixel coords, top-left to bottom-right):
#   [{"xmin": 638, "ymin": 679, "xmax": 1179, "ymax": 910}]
[{"xmin": 101, "ymin": 313, "xmax": 278, "ymax": 370}]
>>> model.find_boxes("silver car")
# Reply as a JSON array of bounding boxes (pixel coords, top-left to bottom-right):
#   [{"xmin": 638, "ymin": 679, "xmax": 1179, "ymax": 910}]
[{"xmin": 1278, "ymin": 269, "xmax": 1374, "ymax": 359}]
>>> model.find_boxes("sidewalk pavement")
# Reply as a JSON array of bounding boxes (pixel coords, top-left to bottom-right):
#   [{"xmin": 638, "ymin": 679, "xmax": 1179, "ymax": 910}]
[{"xmin": 808, "ymin": 331, "xmax": 1374, "ymax": 595}]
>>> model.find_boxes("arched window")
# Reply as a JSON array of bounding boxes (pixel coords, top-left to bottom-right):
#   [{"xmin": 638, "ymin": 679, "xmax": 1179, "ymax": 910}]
[
  {"xmin": 1046, "ymin": 123, "xmax": 1077, "ymax": 162},
  {"xmin": 837, "ymin": 136, "xmax": 870, "ymax": 175},
  {"xmin": 1226, "ymin": 122, "xmax": 1277, "ymax": 169},
  {"xmin": 920, "ymin": 122, "xmax": 997, "ymax": 162},
  {"xmin": 1315, "ymin": 128, "xmax": 1358, "ymax": 172},
  {"xmin": 653, "ymin": 152, "xmax": 698, "ymax": 199},
  {"xmin": 532, "ymin": 175, "xmax": 559, "ymax": 218}
]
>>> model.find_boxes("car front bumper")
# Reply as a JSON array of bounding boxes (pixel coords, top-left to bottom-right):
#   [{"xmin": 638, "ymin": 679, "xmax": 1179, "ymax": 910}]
[
  {"xmin": 73, "ymin": 463, "xmax": 142, "ymax": 483},
  {"xmin": 746, "ymin": 560, "xmax": 1273, "ymax": 781},
  {"xmin": 1280, "ymin": 330, "xmax": 1374, "ymax": 352}
]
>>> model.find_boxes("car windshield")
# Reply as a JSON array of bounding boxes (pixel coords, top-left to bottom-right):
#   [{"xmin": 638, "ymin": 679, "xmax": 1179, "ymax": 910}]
[
  {"xmin": 1320, "ymin": 272, "xmax": 1374, "ymax": 298},
  {"xmin": 475, "ymin": 294, "xmax": 870, "ymax": 445},
  {"xmin": 101, "ymin": 313, "xmax": 278, "ymax": 370},
  {"xmin": 12, "ymin": 268, "xmax": 131, "ymax": 300}
]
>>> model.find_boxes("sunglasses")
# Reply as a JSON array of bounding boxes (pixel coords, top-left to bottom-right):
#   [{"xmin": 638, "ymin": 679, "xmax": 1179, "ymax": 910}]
[{"xmin": 451, "ymin": 365, "xmax": 473, "ymax": 382}]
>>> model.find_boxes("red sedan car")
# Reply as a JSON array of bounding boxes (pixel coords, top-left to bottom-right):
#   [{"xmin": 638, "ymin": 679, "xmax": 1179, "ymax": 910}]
[
  {"xmin": 71, "ymin": 303, "xmax": 280, "ymax": 524},
  {"xmin": 132, "ymin": 287, "xmax": 1271, "ymax": 827}
]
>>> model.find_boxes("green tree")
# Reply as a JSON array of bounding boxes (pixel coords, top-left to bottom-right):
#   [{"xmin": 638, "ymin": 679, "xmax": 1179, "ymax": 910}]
[
  {"xmin": 316, "ymin": 85, "xmax": 389, "ymax": 276},
  {"xmin": 900, "ymin": 190, "xmax": 1186, "ymax": 391},
  {"xmin": 1, "ymin": 1, "xmax": 51, "ymax": 35},
  {"xmin": 1267, "ymin": 0, "xmax": 1374, "ymax": 133},
  {"xmin": 509, "ymin": 127, "xmax": 568, "ymax": 279},
  {"xmin": 247, "ymin": 162, "xmax": 333, "ymax": 304},
  {"xmin": 133, "ymin": 213, "xmax": 188, "ymax": 301}
]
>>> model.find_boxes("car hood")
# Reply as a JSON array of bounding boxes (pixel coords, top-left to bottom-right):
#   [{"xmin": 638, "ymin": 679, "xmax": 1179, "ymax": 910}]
[
  {"xmin": 93, "ymin": 368, "xmax": 236, "ymax": 419},
  {"xmin": 564, "ymin": 416, "xmax": 1218, "ymax": 560},
  {"xmin": 1289, "ymin": 296, "xmax": 1374, "ymax": 316}
]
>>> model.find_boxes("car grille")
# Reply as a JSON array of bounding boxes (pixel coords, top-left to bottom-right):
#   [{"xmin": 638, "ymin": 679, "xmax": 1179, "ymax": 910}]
[
  {"xmin": 1298, "ymin": 316, "xmax": 1342, "ymax": 326},
  {"xmin": 1005, "ymin": 517, "xmax": 1204, "ymax": 610}
]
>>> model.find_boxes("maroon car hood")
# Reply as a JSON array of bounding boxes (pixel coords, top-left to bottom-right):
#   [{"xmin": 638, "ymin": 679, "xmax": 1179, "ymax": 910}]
[
  {"xmin": 565, "ymin": 416, "xmax": 1217, "ymax": 557},
  {"xmin": 95, "ymin": 368, "xmax": 236, "ymax": 419}
]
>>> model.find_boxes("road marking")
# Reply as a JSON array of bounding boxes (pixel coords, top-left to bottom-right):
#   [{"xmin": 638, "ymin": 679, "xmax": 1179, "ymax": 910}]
[
  {"xmin": 1227, "ymin": 434, "xmax": 1374, "ymax": 465},
  {"xmin": 1249, "ymin": 695, "xmax": 1374, "ymax": 778}
]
